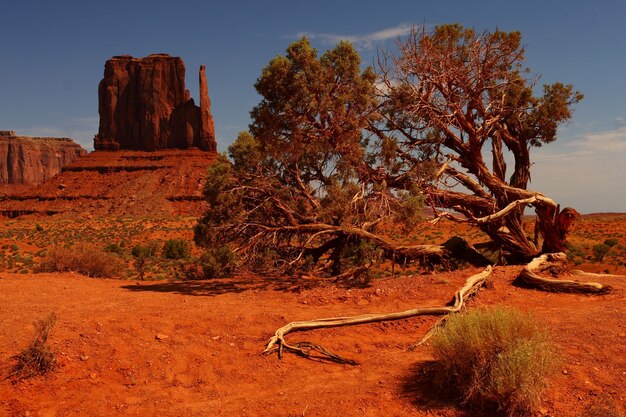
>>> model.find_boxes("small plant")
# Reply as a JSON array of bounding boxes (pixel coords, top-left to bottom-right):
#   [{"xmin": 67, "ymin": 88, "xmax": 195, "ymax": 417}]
[
  {"xmin": 37, "ymin": 244, "xmax": 125, "ymax": 278},
  {"xmin": 603, "ymin": 238, "xmax": 619, "ymax": 248},
  {"xmin": 103, "ymin": 242, "xmax": 124, "ymax": 255},
  {"xmin": 35, "ymin": 224, "xmax": 44, "ymax": 232},
  {"xmin": 162, "ymin": 239, "xmax": 190, "ymax": 260},
  {"xmin": 592, "ymin": 243, "xmax": 611, "ymax": 262},
  {"xmin": 11, "ymin": 313, "xmax": 58, "ymax": 379},
  {"xmin": 582, "ymin": 397, "xmax": 624, "ymax": 417},
  {"xmin": 200, "ymin": 246, "xmax": 238, "ymax": 278},
  {"xmin": 131, "ymin": 242, "xmax": 158, "ymax": 258},
  {"xmin": 430, "ymin": 306, "xmax": 558, "ymax": 417}
]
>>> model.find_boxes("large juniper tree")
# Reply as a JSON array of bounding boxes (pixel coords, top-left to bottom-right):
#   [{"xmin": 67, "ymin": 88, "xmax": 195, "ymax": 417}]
[{"xmin": 196, "ymin": 25, "xmax": 585, "ymax": 278}]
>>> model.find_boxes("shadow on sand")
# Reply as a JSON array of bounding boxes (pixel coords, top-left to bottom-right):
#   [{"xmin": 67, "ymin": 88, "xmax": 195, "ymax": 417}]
[
  {"xmin": 399, "ymin": 361, "xmax": 499, "ymax": 417},
  {"xmin": 121, "ymin": 273, "xmax": 371, "ymax": 297}
]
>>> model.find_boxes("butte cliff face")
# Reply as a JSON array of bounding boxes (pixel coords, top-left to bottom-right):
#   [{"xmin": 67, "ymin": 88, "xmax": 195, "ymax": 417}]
[
  {"xmin": 95, "ymin": 54, "xmax": 217, "ymax": 152},
  {"xmin": 0, "ymin": 131, "xmax": 87, "ymax": 185}
]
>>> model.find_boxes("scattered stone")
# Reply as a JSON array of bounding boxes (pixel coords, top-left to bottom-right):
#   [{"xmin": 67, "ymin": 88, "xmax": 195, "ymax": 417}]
[
  {"xmin": 155, "ymin": 334, "xmax": 169, "ymax": 341},
  {"xmin": 80, "ymin": 355, "xmax": 89, "ymax": 361}
]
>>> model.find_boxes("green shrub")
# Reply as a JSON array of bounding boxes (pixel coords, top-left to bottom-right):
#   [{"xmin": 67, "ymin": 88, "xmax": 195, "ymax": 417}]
[
  {"xmin": 592, "ymin": 243, "xmax": 611, "ymax": 261},
  {"xmin": 162, "ymin": 239, "xmax": 191, "ymax": 260},
  {"xmin": 103, "ymin": 243, "xmax": 124, "ymax": 255},
  {"xmin": 603, "ymin": 238, "xmax": 619, "ymax": 248},
  {"xmin": 131, "ymin": 241, "xmax": 159, "ymax": 258},
  {"xmin": 430, "ymin": 306, "xmax": 558, "ymax": 417},
  {"xmin": 11, "ymin": 313, "xmax": 57, "ymax": 379},
  {"xmin": 200, "ymin": 246, "xmax": 238, "ymax": 278},
  {"xmin": 37, "ymin": 244, "xmax": 125, "ymax": 278}
]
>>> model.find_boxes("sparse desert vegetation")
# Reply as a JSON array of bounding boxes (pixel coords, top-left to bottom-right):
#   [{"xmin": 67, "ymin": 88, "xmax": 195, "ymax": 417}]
[{"xmin": 0, "ymin": 18, "xmax": 624, "ymax": 417}]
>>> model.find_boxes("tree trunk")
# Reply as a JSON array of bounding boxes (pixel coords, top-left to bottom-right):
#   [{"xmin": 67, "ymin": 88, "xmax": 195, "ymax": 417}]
[{"xmin": 535, "ymin": 205, "xmax": 580, "ymax": 253}]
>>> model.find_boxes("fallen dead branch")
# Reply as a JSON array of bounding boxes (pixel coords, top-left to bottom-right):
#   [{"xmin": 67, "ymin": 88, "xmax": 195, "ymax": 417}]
[
  {"xmin": 515, "ymin": 253, "xmax": 611, "ymax": 294},
  {"xmin": 262, "ymin": 266, "xmax": 492, "ymax": 364}
]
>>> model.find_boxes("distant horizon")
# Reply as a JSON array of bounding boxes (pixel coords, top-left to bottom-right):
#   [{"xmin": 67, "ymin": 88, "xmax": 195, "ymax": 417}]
[{"xmin": 1, "ymin": 0, "xmax": 624, "ymax": 213}]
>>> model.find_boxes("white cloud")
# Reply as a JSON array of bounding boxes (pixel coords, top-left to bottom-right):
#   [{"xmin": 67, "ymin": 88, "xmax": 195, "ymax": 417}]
[
  {"xmin": 294, "ymin": 24, "xmax": 413, "ymax": 49},
  {"xmin": 531, "ymin": 125, "xmax": 626, "ymax": 213}
]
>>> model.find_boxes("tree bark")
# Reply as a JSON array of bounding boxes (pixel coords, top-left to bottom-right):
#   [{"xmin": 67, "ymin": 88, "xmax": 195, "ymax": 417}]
[{"xmin": 515, "ymin": 253, "xmax": 611, "ymax": 294}]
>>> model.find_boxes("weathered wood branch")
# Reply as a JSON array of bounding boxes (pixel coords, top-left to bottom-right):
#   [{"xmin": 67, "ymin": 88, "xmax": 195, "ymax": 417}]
[
  {"xmin": 262, "ymin": 266, "xmax": 493, "ymax": 363},
  {"xmin": 246, "ymin": 222, "xmax": 491, "ymax": 268},
  {"xmin": 514, "ymin": 253, "xmax": 611, "ymax": 294}
]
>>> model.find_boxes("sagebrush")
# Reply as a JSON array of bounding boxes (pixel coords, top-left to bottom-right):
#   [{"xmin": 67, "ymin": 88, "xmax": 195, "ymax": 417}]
[
  {"xmin": 37, "ymin": 243, "xmax": 125, "ymax": 278},
  {"xmin": 11, "ymin": 313, "xmax": 58, "ymax": 379},
  {"xmin": 430, "ymin": 306, "xmax": 559, "ymax": 417}
]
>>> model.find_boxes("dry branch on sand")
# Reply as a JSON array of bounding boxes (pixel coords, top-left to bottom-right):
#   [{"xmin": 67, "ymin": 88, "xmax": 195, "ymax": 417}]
[
  {"xmin": 515, "ymin": 253, "xmax": 612, "ymax": 294},
  {"xmin": 263, "ymin": 252, "xmax": 615, "ymax": 364},
  {"xmin": 263, "ymin": 266, "xmax": 492, "ymax": 364}
]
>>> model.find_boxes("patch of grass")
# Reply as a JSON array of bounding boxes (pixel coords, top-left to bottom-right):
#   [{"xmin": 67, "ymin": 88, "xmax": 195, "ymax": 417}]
[
  {"xmin": 430, "ymin": 306, "xmax": 558, "ymax": 417},
  {"xmin": 582, "ymin": 397, "xmax": 624, "ymax": 417},
  {"xmin": 36, "ymin": 243, "xmax": 125, "ymax": 278},
  {"xmin": 11, "ymin": 313, "xmax": 58, "ymax": 380}
]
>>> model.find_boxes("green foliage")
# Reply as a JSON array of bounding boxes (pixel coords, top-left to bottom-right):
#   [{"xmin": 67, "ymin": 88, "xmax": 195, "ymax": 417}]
[
  {"xmin": 35, "ymin": 223, "xmax": 44, "ymax": 232},
  {"xmin": 11, "ymin": 313, "xmax": 57, "ymax": 379},
  {"xmin": 604, "ymin": 238, "xmax": 619, "ymax": 248},
  {"xmin": 131, "ymin": 241, "xmax": 159, "ymax": 258},
  {"xmin": 199, "ymin": 246, "xmax": 239, "ymax": 278},
  {"xmin": 430, "ymin": 306, "xmax": 558, "ymax": 416},
  {"xmin": 195, "ymin": 37, "xmax": 425, "ymax": 277},
  {"xmin": 592, "ymin": 243, "xmax": 611, "ymax": 261},
  {"xmin": 37, "ymin": 244, "xmax": 125, "ymax": 278},
  {"xmin": 103, "ymin": 242, "xmax": 124, "ymax": 255},
  {"xmin": 162, "ymin": 239, "xmax": 191, "ymax": 260}
]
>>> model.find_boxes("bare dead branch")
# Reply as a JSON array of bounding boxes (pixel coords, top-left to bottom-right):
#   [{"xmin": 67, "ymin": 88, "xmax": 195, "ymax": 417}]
[{"xmin": 263, "ymin": 266, "xmax": 493, "ymax": 363}]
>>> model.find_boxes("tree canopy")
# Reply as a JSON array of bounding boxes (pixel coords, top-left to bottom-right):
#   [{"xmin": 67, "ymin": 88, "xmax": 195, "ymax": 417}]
[{"xmin": 195, "ymin": 25, "xmax": 584, "ymax": 278}]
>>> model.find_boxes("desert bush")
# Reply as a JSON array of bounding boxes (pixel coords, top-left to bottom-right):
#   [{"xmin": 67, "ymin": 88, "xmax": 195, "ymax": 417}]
[
  {"xmin": 603, "ymin": 238, "xmax": 619, "ymax": 248},
  {"xmin": 37, "ymin": 244, "xmax": 125, "ymax": 278},
  {"xmin": 131, "ymin": 241, "xmax": 159, "ymax": 258},
  {"xmin": 103, "ymin": 242, "xmax": 124, "ymax": 255},
  {"xmin": 199, "ymin": 246, "xmax": 238, "ymax": 278},
  {"xmin": 582, "ymin": 397, "xmax": 624, "ymax": 417},
  {"xmin": 11, "ymin": 313, "xmax": 57, "ymax": 379},
  {"xmin": 162, "ymin": 239, "xmax": 190, "ymax": 260},
  {"xmin": 430, "ymin": 306, "xmax": 558, "ymax": 417},
  {"xmin": 592, "ymin": 243, "xmax": 611, "ymax": 261}
]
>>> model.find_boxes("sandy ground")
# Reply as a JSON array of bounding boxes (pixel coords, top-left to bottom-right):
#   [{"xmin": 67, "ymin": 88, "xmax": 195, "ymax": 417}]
[{"xmin": 0, "ymin": 268, "xmax": 624, "ymax": 417}]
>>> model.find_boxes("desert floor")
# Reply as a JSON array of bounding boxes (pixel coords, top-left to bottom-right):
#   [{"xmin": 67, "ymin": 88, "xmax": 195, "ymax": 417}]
[{"xmin": 1, "ymin": 264, "xmax": 624, "ymax": 417}]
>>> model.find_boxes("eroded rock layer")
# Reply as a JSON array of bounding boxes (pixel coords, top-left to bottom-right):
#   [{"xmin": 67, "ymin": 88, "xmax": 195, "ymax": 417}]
[
  {"xmin": 0, "ymin": 133, "xmax": 87, "ymax": 185},
  {"xmin": 0, "ymin": 149, "xmax": 214, "ymax": 218},
  {"xmin": 94, "ymin": 54, "xmax": 216, "ymax": 152}
]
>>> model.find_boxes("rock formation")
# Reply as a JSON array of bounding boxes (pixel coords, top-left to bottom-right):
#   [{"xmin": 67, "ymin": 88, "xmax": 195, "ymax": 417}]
[
  {"xmin": 94, "ymin": 54, "xmax": 217, "ymax": 152},
  {"xmin": 0, "ymin": 132, "xmax": 87, "ymax": 185}
]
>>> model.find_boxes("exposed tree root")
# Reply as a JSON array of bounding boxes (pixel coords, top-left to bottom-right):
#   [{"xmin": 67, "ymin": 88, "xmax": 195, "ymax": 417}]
[
  {"xmin": 262, "ymin": 266, "xmax": 492, "ymax": 364},
  {"xmin": 515, "ymin": 253, "xmax": 611, "ymax": 294}
]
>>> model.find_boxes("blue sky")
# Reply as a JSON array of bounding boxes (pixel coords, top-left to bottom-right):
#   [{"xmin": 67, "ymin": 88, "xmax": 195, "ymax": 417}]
[{"xmin": 1, "ymin": 0, "xmax": 624, "ymax": 213}]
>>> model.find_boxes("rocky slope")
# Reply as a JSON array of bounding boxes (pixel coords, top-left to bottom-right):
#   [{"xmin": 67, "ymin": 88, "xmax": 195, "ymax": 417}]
[{"xmin": 0, "ymin": 132, "xmax": 87, "ymax": 185}]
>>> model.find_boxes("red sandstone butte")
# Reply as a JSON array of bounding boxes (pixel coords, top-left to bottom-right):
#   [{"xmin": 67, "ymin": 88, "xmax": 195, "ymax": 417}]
[
  {"xmin": 0, "ymin": 131, "xmax": 87, "ymax": 185},
  {"xmin": 94, "ymin": 54, "xmax": 217, "ymax": 152}
]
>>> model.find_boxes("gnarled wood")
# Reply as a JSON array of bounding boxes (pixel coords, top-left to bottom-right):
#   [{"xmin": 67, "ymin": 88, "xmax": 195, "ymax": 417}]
[
  {"xmin": 263, "ymin": 266, "xmax": 492, "ymax": 364},
  {"xmin": 515, "ymin": 253, "xmax": 611, "ymax": 294}
]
